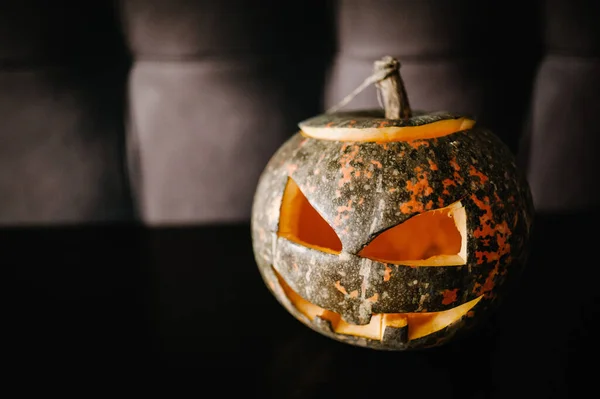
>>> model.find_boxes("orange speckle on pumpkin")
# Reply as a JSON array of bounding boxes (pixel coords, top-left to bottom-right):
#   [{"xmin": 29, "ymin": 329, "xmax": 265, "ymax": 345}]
[
  {"xmin": 469, "ymin": 165, "xmax": 489, "ymax": 184},
  {"xmin": 470, "ymin": 194, "xmax": 514, "ymax": 297},
  {"xmin": 449, "ymin": 157, "xmax": 460, "ymax": 171},
  {"xmin": 442, "ymin": 288, "xmax": 458, "ymax": 305},
  {"xmin": 400, "ymin": 174, "xmax": 433, "ymax": 214},
  {"xmin": 428, "ymin": 159, "xmax": 439, "ymax": 170},
  {"xmin": 442, "ymin": 178, "xmax": 456, "ymax": 195},
  {"xmin": 470, "ymin": 195, "xmax": 495, "ymax": 238},
  {"xmin": 454, "ymin": 171, "xmax": 464, "ymax": 184},
  {"xmin": 338, "ymin": 144, "xmax": 360, "ymax": 187},
  {"xmin": 447, "ymin": 157, "xmax": 464, "ymax": 184},
  {"xmin": 384, "ymin": 265, "xmax": 392, "ymax": 281},
  {"xmin": 334, "ymin": 199, "xmax": 354, "ymax": 226},
  {"xmin": 355, "ymin": 170, "xmax": 361, "ymax": 177},
  {"xmin": 498, "ymin": 223, "xmax": 512, "ymax": 250},
  {"xmin": 494, "ymin": 192, "xmax": 503, "ymax": 206},
  {"xmin": 358, "ymin": 197, "xmax": 364, "ymax": 205},
  {"xmin": 334, "ymin": 281, "xmax": 348, "ymax": 295},
  {"xmin": 378, "ymin": 120, "xmax": 390, "ymax": 128},
  {"xmin": 339, "ymin": 165, "xmax": 354, "ymax": 187},
  {"xmin": 399, "ymin": 168, "xmax": 434, "ymax": 214},
  {"xmin": 478, "ymin": 263, "xmax": 501, "ymax": 297},
  {"xmin": 337, "ymin": 200, "xmax": 353, "ymax": 213},
  {"xmin": 406, "ymin": 140, "xmax": 429, "ymax": 149},
  {"xmin": 388, "ymin": 187, "xmax": 397, "ymax": 193},
  {"xmin": 475, "ymin": 251, "xmax": 500, "ymax": 265},
  {"xmin": 437, "ymin": 197, "xmax": 445, "ymax": 207},
  {"xmin": 371, "ymin": 160, "xmax": 383, "ymax": 169},
  {"xmin": 367, "ymin": 293, "xmax": 379, "ymax": 303},
  {"xmin": 497, "ymin": 233, "xmax": 508, "ymax": 249},
  {"xmin": 349, "ymin": 290, "xmax": 359, "ymax": 298}
]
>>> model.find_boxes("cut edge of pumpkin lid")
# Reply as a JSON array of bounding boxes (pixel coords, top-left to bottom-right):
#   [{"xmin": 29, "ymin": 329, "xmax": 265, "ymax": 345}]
[{"xmin": 298, "ymin": 110, "xmax": 476, "ymax": 143}]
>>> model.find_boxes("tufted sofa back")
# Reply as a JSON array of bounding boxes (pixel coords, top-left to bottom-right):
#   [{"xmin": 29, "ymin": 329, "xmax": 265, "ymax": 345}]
[{"xmin": 1, "ymin": 0, "xmax": 598, "ymax": 226}]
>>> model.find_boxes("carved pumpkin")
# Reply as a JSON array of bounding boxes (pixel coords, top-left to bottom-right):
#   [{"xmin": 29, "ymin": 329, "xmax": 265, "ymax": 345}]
[{"xmin": 251, "ymin": 56, "xmax": 534, "ymax": 350}]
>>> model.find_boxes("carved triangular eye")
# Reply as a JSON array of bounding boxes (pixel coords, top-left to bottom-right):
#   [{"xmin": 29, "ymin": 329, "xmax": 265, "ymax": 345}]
[
  {"xmin": 358, "ymin": 201, "xmax": 467, "ymax": 266},
  {"xmin": 278, "ymin": 178, "xmax": 343, "ymax": 254}
]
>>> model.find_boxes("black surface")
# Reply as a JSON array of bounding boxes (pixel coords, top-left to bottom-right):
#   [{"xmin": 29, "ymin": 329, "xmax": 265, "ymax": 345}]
[{"xmin": 5, "ymin": 212, "xmax": 599, "ymax": 397}]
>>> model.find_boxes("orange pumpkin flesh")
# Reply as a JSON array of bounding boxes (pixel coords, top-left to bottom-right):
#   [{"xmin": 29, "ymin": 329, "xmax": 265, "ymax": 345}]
[
  {"xmin": 358, "ymin": 200, "xmax": 467, "ymax": 266},
  {"xmin": 278, "ymin": 178, "xmax": 342, "ymax": 255},
  {"xmin": 300, "ymin": 116, "xmax": 475, "ymax": 142}
]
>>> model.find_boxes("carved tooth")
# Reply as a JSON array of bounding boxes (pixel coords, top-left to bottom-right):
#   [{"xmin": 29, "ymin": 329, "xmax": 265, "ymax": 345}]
[
  {"xmin": 381, "ymin": 314, "xmax": 409, "ymax": 345},
  {"xmin": 313, "ymin": 315, "xmax": 334, "ymax": 332}
]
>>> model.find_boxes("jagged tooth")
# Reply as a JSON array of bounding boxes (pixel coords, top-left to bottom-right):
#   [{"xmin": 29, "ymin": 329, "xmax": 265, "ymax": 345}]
[
  {"xmin": 313, "ymin": 315, "xmax": 334, "ymax": 332},
  {"xmin": 382, "ymin": 325, "xmax": 408, "ymax": 345},
  {"xmin": 381, "ymin": 315, "xmax": 409, "ymax": 345}
]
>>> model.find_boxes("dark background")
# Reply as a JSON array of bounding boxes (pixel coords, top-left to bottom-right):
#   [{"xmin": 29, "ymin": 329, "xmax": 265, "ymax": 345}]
[
  {"xmin": 3, "ymin": 1, "xmax": 599, "ymax": 396},
  {"xmin": 5, "ymin": 214, "xmax": 600, "ymax": 397}
]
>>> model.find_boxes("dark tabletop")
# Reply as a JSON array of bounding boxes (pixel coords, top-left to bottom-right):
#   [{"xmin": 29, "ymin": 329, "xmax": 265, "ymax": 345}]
[{"xmin": 6, "ymin": 212, "xmax": 599, "ymax": 397}]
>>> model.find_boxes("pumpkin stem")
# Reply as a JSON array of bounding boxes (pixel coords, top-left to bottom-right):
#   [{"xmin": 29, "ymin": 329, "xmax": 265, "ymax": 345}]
[{"xmin": 374, "ymin": 56, "xmax": 412, "ymax": 120}]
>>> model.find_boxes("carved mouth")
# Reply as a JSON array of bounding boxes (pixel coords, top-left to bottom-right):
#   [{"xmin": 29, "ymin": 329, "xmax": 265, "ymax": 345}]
[{"xmin": 274, "ymin": 268, "xmax": 482, "ymax": 344}]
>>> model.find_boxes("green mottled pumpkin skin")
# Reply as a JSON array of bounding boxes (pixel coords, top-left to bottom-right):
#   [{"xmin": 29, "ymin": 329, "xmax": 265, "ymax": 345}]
[{"xmin": 251, "ymin": 113, "xmax": 534, "ymax": 351}]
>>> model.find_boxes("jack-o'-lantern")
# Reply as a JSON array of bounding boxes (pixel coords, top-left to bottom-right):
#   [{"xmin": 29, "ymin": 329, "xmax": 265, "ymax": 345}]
[{"xmin": 251, "ymin": 56, "xmax": 534, "ymax": 351}]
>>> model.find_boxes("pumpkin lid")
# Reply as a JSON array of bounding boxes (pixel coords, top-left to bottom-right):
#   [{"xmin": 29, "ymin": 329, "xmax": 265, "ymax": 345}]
[
  {"xmin": 299, "ymin": 110, "xmax": 475, "ymax": 142},
  {"xmin": 298, "ymin": 56, "xmax": 476, "ymax": 142}
]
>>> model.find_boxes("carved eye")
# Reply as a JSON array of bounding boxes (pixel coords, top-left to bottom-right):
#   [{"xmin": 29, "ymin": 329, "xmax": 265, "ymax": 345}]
[
  {"xmin": 278, "ymin": 178, "xmax": 343, "ymax": 254},
  {"xmin": 358, "ymin": 201, "xmax": 467, "ymax": 266}
]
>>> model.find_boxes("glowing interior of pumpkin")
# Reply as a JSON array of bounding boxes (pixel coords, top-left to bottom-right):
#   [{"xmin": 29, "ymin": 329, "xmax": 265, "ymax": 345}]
[
  {"xmin": 359, "ymin": 201, "xmax": 467, "ymax": 266},
  {"xmin": 300, "ymin": 118, "xmax": 475, "ymax": 142},
  {"xmin": 278, "ymin": 178, "xmax": 343, "ymax": 254},
  {"xmin": 275, "ymin": 270, "xmax": 482, "ymax": 341},
  {"xmin": 278, "ymin": 178, "xmax": 467, "ymax": 266}
]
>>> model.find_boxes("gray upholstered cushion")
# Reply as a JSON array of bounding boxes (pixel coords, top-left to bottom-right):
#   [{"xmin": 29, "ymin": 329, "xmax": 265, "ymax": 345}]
[
  {"xmin": 0, "ymin": 0, "xmax": 597, "ymax": 225},
  {"xmin": 0, "ymin": 1, "xmax": 132, "ymax": 224},
  {"xmin": 121, "ymin": 0, "xmax": 333, "ymax": 224}
]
